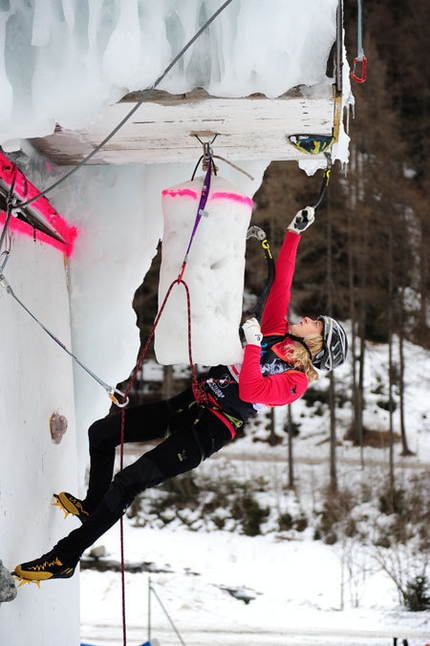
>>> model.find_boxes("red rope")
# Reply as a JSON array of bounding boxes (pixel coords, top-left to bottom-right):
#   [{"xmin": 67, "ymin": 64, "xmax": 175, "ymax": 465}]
[
  {"xmin": 116, "ymin": 153, "xmax": 213, "ymax": 644},
  {"xmin": 117, "ymin": 272, "xmax": 205, "ymax": 645}
]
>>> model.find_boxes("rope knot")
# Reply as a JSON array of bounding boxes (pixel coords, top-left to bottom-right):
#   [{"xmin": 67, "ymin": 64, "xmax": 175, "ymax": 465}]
[{"xmin": 192, "ymin": 381, "xmax": 209, "ymax": 405}]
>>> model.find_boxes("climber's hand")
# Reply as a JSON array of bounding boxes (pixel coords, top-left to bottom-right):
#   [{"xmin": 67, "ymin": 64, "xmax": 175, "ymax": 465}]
[
  {"xmin": 288, "ymin": 206, "xmax": 315, "ymax": 233},
  {"xmin": 242, "ymin": 317, "xmax": 263, "ymax": 346}
]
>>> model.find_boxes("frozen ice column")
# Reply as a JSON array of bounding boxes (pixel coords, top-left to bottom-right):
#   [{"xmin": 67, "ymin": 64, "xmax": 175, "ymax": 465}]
[{"xmin": 155, "ymin": 175, "xmax": 253, "ymax": 366}]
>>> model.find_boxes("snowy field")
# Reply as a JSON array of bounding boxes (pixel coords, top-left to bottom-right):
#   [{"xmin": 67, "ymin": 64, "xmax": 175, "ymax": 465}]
[
  {"xmin": 79, "ymin": 519, "xmax": 430, "ymax": 646},
  {"xmin": 79, "ymin": 340, "xmax": 430, "ymax": 646}
]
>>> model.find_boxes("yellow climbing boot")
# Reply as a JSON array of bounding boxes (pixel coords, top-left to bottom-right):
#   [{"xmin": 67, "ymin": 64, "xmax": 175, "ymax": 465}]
[
  {"xmin": 12, "ymin": 549, "xmax": 77, "ymax": 586},
  {"xmin": 53, "ymin": 492, "xmax": 90, "ymax": 523}
]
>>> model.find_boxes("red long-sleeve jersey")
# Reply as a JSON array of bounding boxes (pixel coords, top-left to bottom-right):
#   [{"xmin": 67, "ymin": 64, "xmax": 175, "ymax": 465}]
[{"xmin": 238, "ymin": 230, "xmax": 308, "ymax": 406}]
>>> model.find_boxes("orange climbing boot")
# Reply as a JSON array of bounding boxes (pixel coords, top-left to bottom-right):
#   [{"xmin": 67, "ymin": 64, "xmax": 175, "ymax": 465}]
[{"xmin": 53, "ymin": 492, "xmax": 90, "ymax": 523}]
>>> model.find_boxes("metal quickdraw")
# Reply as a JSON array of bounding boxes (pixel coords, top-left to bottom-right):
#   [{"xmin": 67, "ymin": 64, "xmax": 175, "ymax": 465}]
[
  {"xmin": 191, "ymin": 133, "xmax": 254, "ymax": 181},
  {"xmin": 351, "ymin": 0, "xmax": 367, "ymax": 83},
  {"xmin": 352, "ymin": 55, "xmax": 367, "ymax": 84}
]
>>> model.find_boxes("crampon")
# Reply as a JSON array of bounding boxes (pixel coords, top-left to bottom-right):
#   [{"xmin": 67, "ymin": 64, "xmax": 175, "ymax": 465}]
[{"xmin": 53, "ymin": 491, "xmax": 90, "ymax": 523}]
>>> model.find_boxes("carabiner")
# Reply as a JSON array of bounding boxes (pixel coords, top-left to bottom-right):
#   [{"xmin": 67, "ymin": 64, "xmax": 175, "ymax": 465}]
[
  {"xmin": 351, "ymin": 55, "xmax": 367, "ymax": 83},
  {"xmin": 108, "ymin": 387, "xmax": 129, "ymax": 408},
  {"xmin": 246, "ymin": 225, "xmax": 267, "ymax": 242}
]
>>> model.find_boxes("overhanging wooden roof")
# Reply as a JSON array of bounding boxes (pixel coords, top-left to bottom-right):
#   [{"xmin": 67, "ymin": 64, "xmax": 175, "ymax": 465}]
[{"xmin": 31, "ymin": 85, "xmax": 341, "ymax": 166}]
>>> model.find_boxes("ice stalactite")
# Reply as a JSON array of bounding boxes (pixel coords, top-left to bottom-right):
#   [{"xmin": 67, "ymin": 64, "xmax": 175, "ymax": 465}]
[{"xmin": 0, "ymin": 0, "xmax": 339, "ymax": 148}]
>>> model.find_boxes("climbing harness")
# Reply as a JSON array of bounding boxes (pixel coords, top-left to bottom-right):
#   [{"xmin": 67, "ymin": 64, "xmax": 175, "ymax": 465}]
[{"xmin": 351, "ymin": 0, "xmax": 367, "ymax": 83}]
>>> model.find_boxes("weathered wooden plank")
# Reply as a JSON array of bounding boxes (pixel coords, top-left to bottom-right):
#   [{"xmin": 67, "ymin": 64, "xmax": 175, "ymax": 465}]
[{"xmin": 31, "ymin": 86, "xmax": 337, "ymax": 165}]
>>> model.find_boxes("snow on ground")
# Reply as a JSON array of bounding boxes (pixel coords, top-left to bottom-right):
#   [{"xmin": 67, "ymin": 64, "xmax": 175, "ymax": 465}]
[
  {"xmin": 79, "ymin": 339, "xmax": 430, "ymax": 646},
  {"xmin": 79, "ymin": 517, "xmax": 430, "ymax": 646}
]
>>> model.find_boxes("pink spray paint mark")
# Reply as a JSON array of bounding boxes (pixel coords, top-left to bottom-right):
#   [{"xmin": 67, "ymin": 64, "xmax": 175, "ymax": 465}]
[
  {"xmin": 211, "ymin": 191, "xmax": 253, "ymax": 208},
  {"xmin": 0, "ymin": 150, "xmax": 78, "ymax": 256},
  {"xmin": 162, "ymin": 187, "xmax": 253, "ymax": 209},
  {"xmin": 162, "ymin": 188, "xmax": 199, "ymax": 199}
]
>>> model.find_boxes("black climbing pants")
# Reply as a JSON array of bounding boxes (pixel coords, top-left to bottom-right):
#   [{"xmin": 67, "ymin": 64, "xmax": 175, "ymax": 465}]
[{"xmin": 55, "ymin": 389, "xmax": 232, "ymax": 562}]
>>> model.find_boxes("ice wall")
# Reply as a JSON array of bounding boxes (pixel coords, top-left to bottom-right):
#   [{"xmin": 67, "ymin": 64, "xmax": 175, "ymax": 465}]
[
  {"xmin": 0, "ymin": 0, "xmax": 338, "ymax": 149},
  {"xmin": 0, "ymin": 233, "xmax": 80, "ymax": 646}
]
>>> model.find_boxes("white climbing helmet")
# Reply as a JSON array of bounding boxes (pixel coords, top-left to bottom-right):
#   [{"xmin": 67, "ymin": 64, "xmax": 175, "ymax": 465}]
[{"xmin": 313, "ymin": 315, "xmax": 348, "ymax": 371}]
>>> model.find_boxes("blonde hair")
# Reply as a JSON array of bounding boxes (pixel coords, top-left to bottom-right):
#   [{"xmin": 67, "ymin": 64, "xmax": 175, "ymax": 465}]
[{"xmin": 283, "ymin": 333, "xmax": 324, "ymax": 383}]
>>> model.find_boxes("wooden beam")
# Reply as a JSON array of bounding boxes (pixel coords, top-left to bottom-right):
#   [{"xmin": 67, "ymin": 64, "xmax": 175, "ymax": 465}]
[{"xmin": 31, "ymin": 86, "xmax": 337, "ymax": 165}]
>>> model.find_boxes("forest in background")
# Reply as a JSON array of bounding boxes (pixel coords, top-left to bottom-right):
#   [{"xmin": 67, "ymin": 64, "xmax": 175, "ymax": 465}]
[
  {"xmin": 252, "ymin": 0, "xmax": 429, "ymax": 344},
  {"xmin": 245, "ymin": 0, "xmax": 429, "ymax": 453},
  {"xmin": 130, "ymin": 1, "xmax": 429, "ymax": 451}
]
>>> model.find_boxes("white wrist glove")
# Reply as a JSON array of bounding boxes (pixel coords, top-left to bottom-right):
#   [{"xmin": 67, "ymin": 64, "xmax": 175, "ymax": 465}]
[
  {"xmin": 288, "ymin": 206, "xmax": 315, "ymax": 233},
  {"xmin": 242, "ymin": 317, "xmax": 263, "ymax": 346}
]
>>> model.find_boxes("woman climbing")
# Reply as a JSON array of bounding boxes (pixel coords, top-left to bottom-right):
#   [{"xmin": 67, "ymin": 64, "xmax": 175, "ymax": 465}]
[{"xmin": 13, "ymin": 206, "xmax": 348, "ymax": 583}]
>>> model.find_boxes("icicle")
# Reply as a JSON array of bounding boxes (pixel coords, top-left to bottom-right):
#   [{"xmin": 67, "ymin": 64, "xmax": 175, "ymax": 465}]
[
  {"xmin": 31, "ymin": 0, "xmax": 55, "ymax": 47},
  {"xmin": 0, "ymin": 10, "xmax": 13, "ymax": 124},
  {"xmin": 102, "ymin": 0, "xmax": 141, "ymax": 85}
]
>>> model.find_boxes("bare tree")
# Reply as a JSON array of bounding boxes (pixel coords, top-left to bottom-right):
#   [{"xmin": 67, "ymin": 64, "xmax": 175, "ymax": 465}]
[{"xmin": 286, "ymin": 405, "xmax": 294, "ymax": 490}]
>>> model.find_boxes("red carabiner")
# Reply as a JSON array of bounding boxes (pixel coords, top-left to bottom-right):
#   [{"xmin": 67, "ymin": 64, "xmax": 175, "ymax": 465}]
[{"xmin": 351, "ymin": 55, "xmax": 367, "ymax": 83}]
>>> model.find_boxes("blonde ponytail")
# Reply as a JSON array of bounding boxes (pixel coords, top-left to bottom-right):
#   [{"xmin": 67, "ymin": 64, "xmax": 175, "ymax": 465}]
[{"xmin": 283, "ymin": 334, "xmax": 323, "ymax": 383}]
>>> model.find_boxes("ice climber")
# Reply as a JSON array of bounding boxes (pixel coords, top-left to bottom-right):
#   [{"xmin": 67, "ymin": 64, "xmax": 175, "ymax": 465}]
[{"xmin": 13, "ymin": 207, "xmax": 348, "ymax": 584}]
